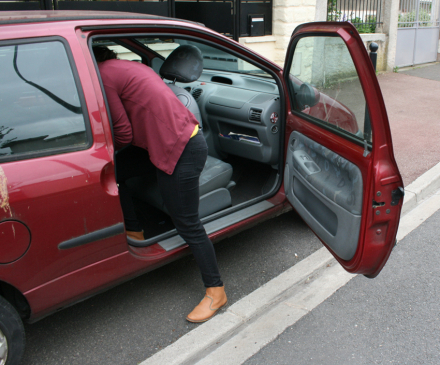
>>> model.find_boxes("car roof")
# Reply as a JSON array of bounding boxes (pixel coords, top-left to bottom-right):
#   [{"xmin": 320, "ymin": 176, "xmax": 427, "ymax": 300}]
[{"xmin": 0, "ymin": 10, "xmax": 199, "ymax": 26}]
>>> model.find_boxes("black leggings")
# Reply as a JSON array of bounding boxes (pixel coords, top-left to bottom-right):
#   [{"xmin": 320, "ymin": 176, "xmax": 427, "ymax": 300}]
[{"xmin": 116, "ymin": 133, "xmax": 223, "ymax": 288}]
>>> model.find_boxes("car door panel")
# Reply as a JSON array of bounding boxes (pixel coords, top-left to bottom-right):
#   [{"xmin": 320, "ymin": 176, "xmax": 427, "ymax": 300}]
[
  {"xmin": 283, "ymin": 22, "xmax": 403, "ymax": 277},
  {"xmin": 285, "ymin": 131, "xmax": 362, "ymax": 261},
  {"xmin": 0, "ymin": 37, "xmax": 127, "ymax": 295}
]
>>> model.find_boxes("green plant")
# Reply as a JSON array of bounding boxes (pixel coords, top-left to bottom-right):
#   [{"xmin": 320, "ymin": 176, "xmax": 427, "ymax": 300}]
[
  {"xmin": 350, "ymin": 16, "xmax": 377, "ymax": 33},
  {"xmin": 327, "ymin": 0, "xmax": 341, "ymax": 21},
  {"xmin": 398, "ymin": 8, "xmax": 433, "ymax": 27},
  {"xmin": 393, "ymin": 66, "xmax": 399, "ymax": 73}
]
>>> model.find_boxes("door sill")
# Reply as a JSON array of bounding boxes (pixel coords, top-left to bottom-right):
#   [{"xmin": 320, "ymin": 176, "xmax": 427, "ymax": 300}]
[{"xmin": 158, "ymin": 200, "xmax": 275, "ymax": 251}]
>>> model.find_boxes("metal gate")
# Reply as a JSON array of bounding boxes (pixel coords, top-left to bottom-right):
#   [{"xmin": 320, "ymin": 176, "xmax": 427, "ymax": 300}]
[
  {"xmin": 0, "ymin": 0, "xmax": 272, "ymax": 41},
  {"xmin": 396, "ymin": 0, "xmax": 440, "ymax": 67},
  {"xmin": 0, "ymin": 0, "xmax": 47, "ymax": 11}
]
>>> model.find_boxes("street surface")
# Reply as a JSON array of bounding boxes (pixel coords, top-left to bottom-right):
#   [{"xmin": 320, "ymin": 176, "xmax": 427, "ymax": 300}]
[
  {"xmin": 245, "ymin": 203, "xmax": 440, "ymax": 364},
  {"xmin": 21, "ymin": 210, "xmax": 322, "ymax": 365},
  {"xmin": 401, "ymin": 62, "xmax": 440, "ymax": 82}
]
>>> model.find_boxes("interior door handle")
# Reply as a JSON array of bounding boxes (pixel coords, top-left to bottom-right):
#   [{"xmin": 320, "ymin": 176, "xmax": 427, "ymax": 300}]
[{"xmin": 293, "ymin": 150, "xmax": 321, "ymax": 175}]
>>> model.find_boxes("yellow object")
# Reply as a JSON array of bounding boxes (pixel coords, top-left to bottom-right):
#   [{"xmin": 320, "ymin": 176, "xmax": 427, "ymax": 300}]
[{"xmin": 190, "ymin": 124, "xmax": 199, "ymax": 138}]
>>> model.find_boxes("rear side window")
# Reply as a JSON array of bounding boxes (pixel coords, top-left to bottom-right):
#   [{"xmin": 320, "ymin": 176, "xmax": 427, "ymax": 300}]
[{"xmin": 0, "ymin": 40, "xmax": 88, "ymax": 159}]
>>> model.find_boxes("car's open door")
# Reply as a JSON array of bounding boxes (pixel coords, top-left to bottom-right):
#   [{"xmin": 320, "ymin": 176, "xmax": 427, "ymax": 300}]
[{"xmin": 283, "ymin": 22, "xmax": 404, "ymax": 277}]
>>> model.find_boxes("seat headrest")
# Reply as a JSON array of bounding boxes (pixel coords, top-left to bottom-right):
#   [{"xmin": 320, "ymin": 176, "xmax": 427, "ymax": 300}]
[{"xmin": 160, "ymin": 45, "xmax": 203, "ymax": 83}]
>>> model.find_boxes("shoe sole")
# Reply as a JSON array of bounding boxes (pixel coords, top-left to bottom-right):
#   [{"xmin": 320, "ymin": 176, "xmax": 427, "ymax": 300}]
[{"xmin": 186, "ymin": 301, "xmax": 228, "ymax": 323}]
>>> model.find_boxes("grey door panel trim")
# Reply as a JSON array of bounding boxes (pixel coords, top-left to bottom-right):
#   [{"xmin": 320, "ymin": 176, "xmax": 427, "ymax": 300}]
[
  {"xmin": 288, "ymin": 132, "xmax": 363, "ymax": 215},
  {"xmin": 287, "ymin": 169, "xmax": 361, "ymax": 260},
  {"xmin": 159, "ymin": 200, "xmax": 275, "ymax": 251},
  {"xmin": 284, "ymin": 131, "xmax": 363, "ymax": 261}
]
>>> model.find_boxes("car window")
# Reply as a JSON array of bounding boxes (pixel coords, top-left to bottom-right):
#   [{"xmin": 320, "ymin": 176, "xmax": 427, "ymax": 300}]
[
  {"xmin": 92, "ymin": 40, "xmax": 142, "ymax": 62},
  {"xmin": 289, "ymin": 36, "xmax": 370, "ymax": 143},
  {"xmin": 137, "ymin": 37, "xmax": 271, "ymax": 78},
  {"xmin": 0, "ymin": 40, "xmax": 88, "ymax": 158}
]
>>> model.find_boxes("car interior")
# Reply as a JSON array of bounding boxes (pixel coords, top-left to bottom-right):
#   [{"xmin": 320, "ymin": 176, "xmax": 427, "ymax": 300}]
[{"xmin": 91, "ymin": 36, "xmax": 284, "ymax": 246}]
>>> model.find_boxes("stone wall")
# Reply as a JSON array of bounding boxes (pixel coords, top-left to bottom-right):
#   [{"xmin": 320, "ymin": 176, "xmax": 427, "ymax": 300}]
[
  {"xmin": 272, "ymin": 0, "xmax": 318, "ymax": 66},
  {"xmin": 290, "ymin": 36, "xmax": 358, "ymax": 87},
  {"xmin": 360, "ymin": 34, "xmax": 387, "ymax": 71},
  {"xmin": 438, "ymin": 36, "xmax": 440, "ymax": 61},
  {"xmin": 241, "ymin": 32, "xmax": 389, "ymax": 72},
  {"xmin": 239, "ymin": 0, "xmax": 397, "ymax": 72}
]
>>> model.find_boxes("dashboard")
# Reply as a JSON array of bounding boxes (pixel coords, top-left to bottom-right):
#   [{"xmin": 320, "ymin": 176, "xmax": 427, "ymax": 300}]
[{"xmin": 178, "ymin": 70, "xmax": 282, "ymax": 166}]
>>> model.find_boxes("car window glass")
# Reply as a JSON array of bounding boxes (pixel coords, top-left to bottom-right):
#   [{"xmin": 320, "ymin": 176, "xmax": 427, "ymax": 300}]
[
  {"xmin": 289, "ymin": 36, "xmax": 371, "ymax": 143},
  {"xmin": 151, "ymin": 57, "xmax": 164, "ymax": 74},
  {"xmin": 93, "ymin": 40, "xmax": 142, "ymax": 62},
  {"xmin": 138, "ymin": 37, "xmax": 271, "ymax": 78},
  {"xmin": 0, "ymin": 41, "xmax": 87, "ymax": 158}
]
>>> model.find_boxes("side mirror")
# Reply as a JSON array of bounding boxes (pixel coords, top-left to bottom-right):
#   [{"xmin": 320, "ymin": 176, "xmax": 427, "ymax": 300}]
[{"xmin": 297, "ymin": 82, "xmax": 320, "ymax": 110}]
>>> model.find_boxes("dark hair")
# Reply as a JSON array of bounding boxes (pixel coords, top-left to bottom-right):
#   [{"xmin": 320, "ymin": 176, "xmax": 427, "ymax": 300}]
[{"xmin": 93, "ymin": 46, "xmax": 118, "ymax": 63}]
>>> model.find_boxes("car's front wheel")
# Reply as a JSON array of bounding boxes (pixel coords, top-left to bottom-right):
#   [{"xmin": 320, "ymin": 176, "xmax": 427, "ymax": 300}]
[{"xmin": 0, "ymin": 295, "xmax": 25, "ymax": 365}]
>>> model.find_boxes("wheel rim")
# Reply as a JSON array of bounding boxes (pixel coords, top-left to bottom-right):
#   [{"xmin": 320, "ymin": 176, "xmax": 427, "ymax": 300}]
[{"xmin": 0, "ymin": 328, "xmax": 8, "ymax": 365}]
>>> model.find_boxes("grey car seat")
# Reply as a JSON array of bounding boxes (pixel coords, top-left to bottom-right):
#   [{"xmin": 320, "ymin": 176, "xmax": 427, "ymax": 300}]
[{"xmin": 126, "ymin": 45, "xmax": 234, "ymax": 218}]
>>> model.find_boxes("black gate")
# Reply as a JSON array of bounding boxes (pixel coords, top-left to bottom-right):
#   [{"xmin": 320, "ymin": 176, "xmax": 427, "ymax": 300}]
[
  {"xmin": 56, "ymin": 0, "xmax": 170, "ymax": 17},
  {"xmin": 175, "ymin": 0, "xmax": 272, "ymax": 40},
  {"xmin": 0, "ymin": 0, "xmax": 272, "ymax": 40},
  {"xmin": 0, "ymin": 0, "xmax": 46, "ymax": 11}
]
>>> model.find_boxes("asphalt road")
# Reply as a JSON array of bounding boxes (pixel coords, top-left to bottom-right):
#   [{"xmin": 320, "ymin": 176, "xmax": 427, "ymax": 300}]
[
  {"xmin": 400, "ymin": 62, "xmax": 440, "ymax": 82},
  {"xmin": 245, "ymin": 208, "xmax": 440, "ymax": 365},
  {"xmin": 21, "ymin": 210, "xmax": 322, "ymax": 365}
]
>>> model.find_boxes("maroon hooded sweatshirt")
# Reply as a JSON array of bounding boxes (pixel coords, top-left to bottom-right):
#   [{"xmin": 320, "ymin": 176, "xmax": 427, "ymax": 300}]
[{"xmin": 98, "ymin": 59, "xmax": 199, "ymax": 175}]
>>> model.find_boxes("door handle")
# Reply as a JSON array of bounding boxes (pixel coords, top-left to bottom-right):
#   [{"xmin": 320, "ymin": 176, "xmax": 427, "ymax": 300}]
[{"xmin": 293, "ymin": 150, "xmax": 321, "ymax": 176}]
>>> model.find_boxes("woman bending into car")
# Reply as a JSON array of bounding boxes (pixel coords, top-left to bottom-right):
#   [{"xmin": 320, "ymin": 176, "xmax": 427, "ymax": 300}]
[{"xmin": 93, "ymin": 45, "xmax": 226, "ymax": 323}]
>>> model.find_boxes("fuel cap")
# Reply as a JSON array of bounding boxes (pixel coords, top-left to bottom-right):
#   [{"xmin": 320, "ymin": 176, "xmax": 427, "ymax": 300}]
[{"xmin": 0, "ymin": 220, "xmax": 30, "ymax": 263}]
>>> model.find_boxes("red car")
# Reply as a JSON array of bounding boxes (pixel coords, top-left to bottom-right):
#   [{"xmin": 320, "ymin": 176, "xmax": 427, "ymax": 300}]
[{"xmin": 0, "ymin": 11, "xmax": 403, "ymax": 365}]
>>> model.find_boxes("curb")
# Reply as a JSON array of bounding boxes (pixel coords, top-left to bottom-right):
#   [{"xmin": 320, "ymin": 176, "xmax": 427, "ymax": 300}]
[
  {"xmin": 140, "ymin": 163, "xmax": 440, "ymax": 365},
  {"xmin": 140, "ymin": 248, "xmax": 336, "ymax": 365},
  {"xmin": 401, "ymin": 162, "xmax": 440, "ymax": 215}
]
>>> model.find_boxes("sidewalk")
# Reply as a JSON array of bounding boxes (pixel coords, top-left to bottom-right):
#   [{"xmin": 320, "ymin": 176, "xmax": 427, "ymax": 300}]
[
  {"xmin": 377, "ymin": 63, "xmax": 440, "ymax": 186},
  {"xmin": 400, "ymin": 62, "xmax": 440, "ymax": 82}
]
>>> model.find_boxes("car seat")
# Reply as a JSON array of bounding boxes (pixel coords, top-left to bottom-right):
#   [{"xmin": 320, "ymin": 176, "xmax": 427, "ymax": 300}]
[{"xmin": 126, "ymin": 45, "xmax": 234, "ymax": 218}]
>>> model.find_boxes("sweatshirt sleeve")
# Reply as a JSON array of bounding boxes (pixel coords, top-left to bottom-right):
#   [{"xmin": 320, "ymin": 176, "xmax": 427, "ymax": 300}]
[
  {"xmin": 98, "ymin": 62, "xmax": 133, "ymax": 150},
  {"xmin": 104, "ymin": 84, "xmax": 133, "ymax": 150}
]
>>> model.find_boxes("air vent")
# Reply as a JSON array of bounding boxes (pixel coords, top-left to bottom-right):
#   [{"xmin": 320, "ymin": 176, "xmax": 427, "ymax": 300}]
[
  {"xmin": 192, "ymin": 88, "xmax": 203, "ymax": 101},
  {"xmin": 249, "ymin": 108, "xmax": 263, "ymax": 123},
  {"xmin": 184, "ymin": 86, "xmax": 192, "ymax": 92}
]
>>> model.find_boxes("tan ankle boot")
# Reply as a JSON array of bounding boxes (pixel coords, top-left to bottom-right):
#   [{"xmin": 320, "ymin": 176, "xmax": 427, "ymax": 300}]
[
  {"xmin": 126, "ymin": 230, "xmax": 144, "ymax": 241},
  {"xmin": 186, "ymin": 286, "xmax": 227, "ymax": 323}
]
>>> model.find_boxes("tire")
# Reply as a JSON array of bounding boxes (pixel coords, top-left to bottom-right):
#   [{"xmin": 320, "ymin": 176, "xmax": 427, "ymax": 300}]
[{"xmin": 0, "ymin": 296, "xmax": 25, "ymax": 365}]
